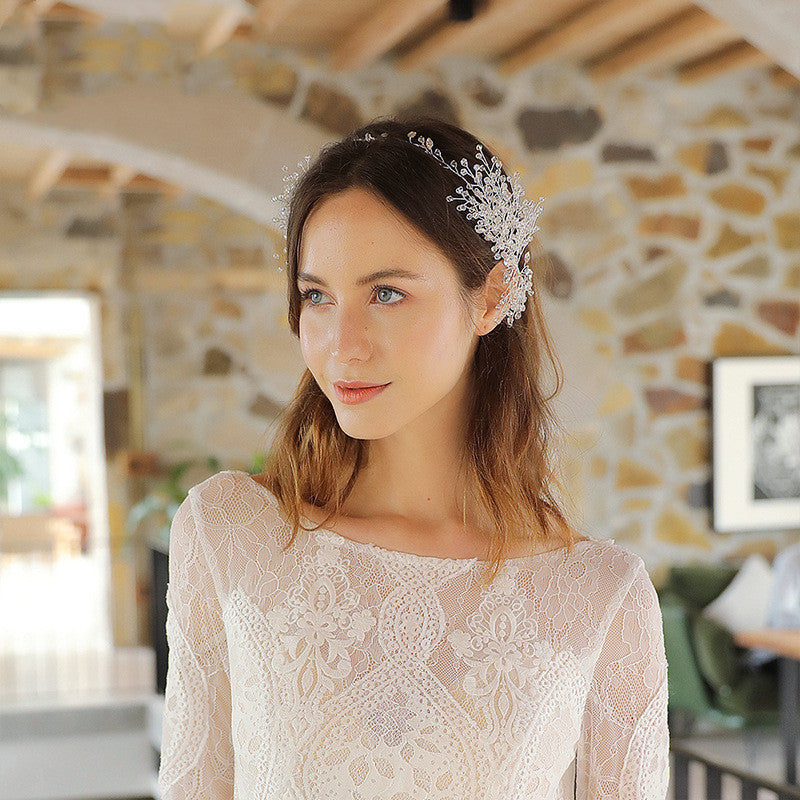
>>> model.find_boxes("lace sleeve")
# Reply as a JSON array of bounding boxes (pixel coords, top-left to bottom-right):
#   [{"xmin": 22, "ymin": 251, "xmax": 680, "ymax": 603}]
[
  {"xmin": 157, "ymin": 491, "xmax": 234, "ymax": 800},
  {"xmin": 576, "ymin": 557, "xmax": 670, "ymax": 799}
]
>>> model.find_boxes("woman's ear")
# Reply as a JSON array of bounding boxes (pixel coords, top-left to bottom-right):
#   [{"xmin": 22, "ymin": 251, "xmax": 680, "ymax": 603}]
[{"xmin": 478, "ymin": 259, "xmax": 508, "ymax": 334}]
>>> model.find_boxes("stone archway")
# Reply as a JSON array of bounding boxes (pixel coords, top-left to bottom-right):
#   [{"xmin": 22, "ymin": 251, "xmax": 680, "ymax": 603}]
[{"xmin": 0, "ymin": 79, "xmax": 331, "ymax": 225}]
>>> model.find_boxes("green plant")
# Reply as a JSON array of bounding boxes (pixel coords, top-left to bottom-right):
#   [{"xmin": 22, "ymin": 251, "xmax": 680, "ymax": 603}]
[
  {"xmin": 32, "ymin": 492, "xmax": 53, "ymax": 509},
  {"xmin": 124, "ymin": 455, "xmax": 221, "ymax": 556},
  {"xmin": 124, "ymin": 452, "xmax": 266, "ymax": 555},
  {"xmin": 0, "ymin": 409, "xmax": 25, "ymax": 509}
]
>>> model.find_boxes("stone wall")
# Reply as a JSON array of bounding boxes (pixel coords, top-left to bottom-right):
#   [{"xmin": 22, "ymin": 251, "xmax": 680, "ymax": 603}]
[{"xmin": 1, "ymin": 16, "xmax": 798, "ymax": 616}]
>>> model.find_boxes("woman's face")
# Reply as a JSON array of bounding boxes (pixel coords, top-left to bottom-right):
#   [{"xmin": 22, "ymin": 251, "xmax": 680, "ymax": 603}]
[{"xmin": 297, "ymin": 186, "xmax": 483, "ymax": 440}]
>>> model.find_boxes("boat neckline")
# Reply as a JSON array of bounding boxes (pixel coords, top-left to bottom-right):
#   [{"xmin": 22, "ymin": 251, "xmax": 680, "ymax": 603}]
[
  {"xmin": 310, "ymin": 525, "xmax": 605, "ymax": 565},
  {"xmin": 232, "ymin": 470, "xmax": 613, "ymax": 566}
]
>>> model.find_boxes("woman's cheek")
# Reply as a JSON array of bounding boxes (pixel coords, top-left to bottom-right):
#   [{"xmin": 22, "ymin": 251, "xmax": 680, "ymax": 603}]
[{"xmin": 299, "ymin": 317, "xmax": 321, "ymax": 357}]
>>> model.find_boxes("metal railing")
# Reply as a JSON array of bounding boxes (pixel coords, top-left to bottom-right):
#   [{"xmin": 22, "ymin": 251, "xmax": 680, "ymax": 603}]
[{"xmin": 671, "ymin": 741, "xmax": 800, "ymax": 800}]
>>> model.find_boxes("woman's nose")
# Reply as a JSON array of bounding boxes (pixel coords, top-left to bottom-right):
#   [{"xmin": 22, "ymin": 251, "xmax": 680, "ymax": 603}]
[{"xmin": 330, "ymin": 306, "xmax": 372, "ymax": 360}]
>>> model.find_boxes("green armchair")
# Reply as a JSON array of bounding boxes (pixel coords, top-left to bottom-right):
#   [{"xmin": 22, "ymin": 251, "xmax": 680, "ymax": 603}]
[{"xmin": 658, "ymin": 562, "xmax": 779, "ymax": 737}]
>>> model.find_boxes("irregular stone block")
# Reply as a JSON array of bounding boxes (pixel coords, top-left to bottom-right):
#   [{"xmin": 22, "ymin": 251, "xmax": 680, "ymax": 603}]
[
  {"xmin": 516, "ymin": 106, "xmax": 602, "ymax": 151},
  {"xmin": 623, "ymin": 317, "xmax": 686, "ymax": 353}
]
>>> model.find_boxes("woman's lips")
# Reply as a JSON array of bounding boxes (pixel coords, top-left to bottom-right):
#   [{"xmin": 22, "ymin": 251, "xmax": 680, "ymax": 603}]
[{"xmin": 334, "ymin": 382, "xmax": 390, "ymax": 404}]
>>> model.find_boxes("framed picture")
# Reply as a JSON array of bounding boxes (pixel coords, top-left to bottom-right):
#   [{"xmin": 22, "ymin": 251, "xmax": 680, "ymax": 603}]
[{"xmin": 712, "ymin": 355, "xmax": 800, "ymax": 532}]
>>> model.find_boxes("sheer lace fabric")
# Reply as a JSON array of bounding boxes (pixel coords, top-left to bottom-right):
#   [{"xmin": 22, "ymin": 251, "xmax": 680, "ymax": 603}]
[{"xmin": 158, "ymin": 469, "xmax": 670, "ymax": 800}]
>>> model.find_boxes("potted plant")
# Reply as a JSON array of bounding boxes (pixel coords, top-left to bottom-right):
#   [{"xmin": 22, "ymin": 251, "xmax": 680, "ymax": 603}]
[
  {"xmin": 0, "ymin": 408, "xmax": 25, "ymax": 513},
  {"xmin": 125, "ymin": 453, "xmax": 266, "ymax": 692}
]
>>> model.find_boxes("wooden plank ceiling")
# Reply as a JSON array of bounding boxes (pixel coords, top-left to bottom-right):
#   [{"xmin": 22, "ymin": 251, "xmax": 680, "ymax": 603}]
[{"xmin": 0, "ymin": 0, "xmax": 797, "ymax": 201}]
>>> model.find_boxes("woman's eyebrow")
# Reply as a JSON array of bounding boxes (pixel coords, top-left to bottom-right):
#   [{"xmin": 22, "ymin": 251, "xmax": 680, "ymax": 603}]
[{"xmin": 296, "ymin": 268, "xmax": 425, "ymax": 287}]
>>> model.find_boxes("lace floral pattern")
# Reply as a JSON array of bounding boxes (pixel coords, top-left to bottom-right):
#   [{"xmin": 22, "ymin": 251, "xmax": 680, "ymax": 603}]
[
  {"xmin": 447, "ymin": 570, "xmax": 584, "ymax": 758},
  {"xmin": 158, "ymin": 469, "xmax": 670, "ymax": 800}
]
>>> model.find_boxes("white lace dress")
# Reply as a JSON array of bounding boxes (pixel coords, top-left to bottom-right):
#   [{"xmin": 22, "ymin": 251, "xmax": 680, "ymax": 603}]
[{"xmin": 157, "ymin": 469, "xmax": 670, "ymax": 800}]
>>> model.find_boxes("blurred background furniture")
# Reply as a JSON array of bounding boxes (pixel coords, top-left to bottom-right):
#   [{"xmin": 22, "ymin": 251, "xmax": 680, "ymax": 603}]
[
  {"xmin": 658, "ymin": 560, "xmax": 780, "ymax": 735},
  {"xmin": 735, "ymin": 628, "xmax": 800, "ymax": 785},
  {"xmin": 0, "ymin": 513, "xmax": 83, "ymax": 559}
]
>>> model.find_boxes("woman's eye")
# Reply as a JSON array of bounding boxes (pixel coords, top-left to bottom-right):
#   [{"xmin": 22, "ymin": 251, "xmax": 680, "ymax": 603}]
[
  {"xmin": 298, "ymin": 285, "xmax": 406, "ymax": 306},
  {"xmin": 373, "ymin": 286, "xmax": 405, "ymax": 304},
  {"xmin": 299, "ymin": 288, "xmax": 323, "ymax": 305}
]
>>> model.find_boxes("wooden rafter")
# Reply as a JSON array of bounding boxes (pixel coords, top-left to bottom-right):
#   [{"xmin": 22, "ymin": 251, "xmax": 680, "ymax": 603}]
[
  {"xmin": 26, "ymin": 148, "xmax": 70, "ymax": 201},
  {"xmin": 498, "ymin": 0, "xmax": 689, "ymax": 76},
  {"xmin": 0, "ymin": 0, "xmax": 788, "ymax": 88},
  {"xmin": 54, "ymin": 165, "xmax": 109, "ymax": 193},
  {"xmin": 230, "ymin": 21, "xmax": 258, "ymax": 43},
  {"xmin": 255, "ymin": 0, "xmax": 303, "ymax": 34},
  {"xmin": 125, "ymin": 174, "xmax": 184, "ymax": 199},
  {"xmin": 109, "ymin": 164, "xmax": 136, "ymax": 186},
  {"xmin": 396, "ymin": 0, "xmax": 587, "ymax": 72},
  {"xmin": 31, "ymin": 1, "xmax": 103, "ymax": 26},
  {"xmin": 0, "ymin": 0, "xmax": 793, "ymax": 211},
  {"xmin": 197, "ymin": 4, "xmax": 246, "ymax": 57},
  {"xmin": 677, "ymin": 40, "xmax": 772, "ymax": 84},
  {"xmin": 770, "ymin": 65, "xmax": 800, "ymax": 89},
  {"xmin": 587, "ymin": 6, "xmax": 740, "ymax": 81},
  {"xmin": 23, "ymin": 158, "xmax": 184, "ymax": 200},
  {"xmin": 19, "ymin": 0, "xmax": 56, "ymax": 27},
  {"xmin": 0, "ymin": 0, "xmax": 22, "ymax": 29},
  {"xmin": 56, "ymin": 166, "xmax": 183, "ymax": 198},
  {"xmin": 97, "ymin": 163, "xmax": 136, "ymax": 199},
  {"xmin": 331, "ymin": 0, "xmax": 443, "ymax": 73}
]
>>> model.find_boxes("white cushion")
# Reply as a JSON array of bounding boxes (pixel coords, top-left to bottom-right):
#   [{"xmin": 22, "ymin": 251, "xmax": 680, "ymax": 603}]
[{"xmin": 702, "ymin": 553, "xmax": 774, "ymax": 634}]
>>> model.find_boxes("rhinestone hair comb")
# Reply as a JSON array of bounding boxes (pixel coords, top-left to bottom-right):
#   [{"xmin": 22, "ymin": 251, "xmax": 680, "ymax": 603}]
[
  {"xmin": 403, "ymin": 130, "xmax": 545, "ymax": 327},
  {"xmin": 270, "ymin": 129, "xmax": 545, "ymax": 327},
  {"xmin": 270, "ymin": 153, "xmax": 311, "ymax": 272}
]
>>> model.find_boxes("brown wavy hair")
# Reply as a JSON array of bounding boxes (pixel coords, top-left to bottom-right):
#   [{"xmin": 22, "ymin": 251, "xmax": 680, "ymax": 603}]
[{"xmin": 253, "ymin": 113, "xmax": 583, "ymax": 588}]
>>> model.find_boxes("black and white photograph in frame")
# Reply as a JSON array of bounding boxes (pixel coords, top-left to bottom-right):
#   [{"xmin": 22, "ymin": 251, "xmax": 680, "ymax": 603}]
[{"xmin": 712, "ymin": 354, "xmax": 800, "ymax": 533}]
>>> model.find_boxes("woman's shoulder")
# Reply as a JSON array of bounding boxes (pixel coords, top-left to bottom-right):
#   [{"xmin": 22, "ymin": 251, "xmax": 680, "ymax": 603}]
[
  {"xmin": 562, "ymin": 527, "xmax": 644, "ymax": 577},
  {"xmin": 551, "ymin": 523, "xmax": 606, "ymax": 554},
  {"xmin": 187, "ymin": 469, "xmax": 280, "ymax": 519},
  {"xmin": 188, "ymin": 468, "xmax": 269, "ymax": 495}
]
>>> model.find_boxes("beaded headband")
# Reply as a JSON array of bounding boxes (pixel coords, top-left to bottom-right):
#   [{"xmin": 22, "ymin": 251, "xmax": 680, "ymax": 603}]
[{"xmin": 271, "ymin": 130, "xmax": 545, "ymax": 327}]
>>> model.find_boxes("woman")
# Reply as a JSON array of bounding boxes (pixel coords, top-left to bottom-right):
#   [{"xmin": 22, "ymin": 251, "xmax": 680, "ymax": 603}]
[{"xmin": 158, "ymin": 115, "xmax": 670, "ymax": 799}]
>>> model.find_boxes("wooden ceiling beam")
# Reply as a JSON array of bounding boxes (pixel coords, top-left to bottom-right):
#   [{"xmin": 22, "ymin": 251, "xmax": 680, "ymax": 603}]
[
  {"xmin": 230, "ymin": 21, "xmax": 258, "ymax": 43},
  {"xmin": 125, "ymin": 174, "xmax": 184, "ymax": 199},
  {"xmin": 677, "ymin": 40, "xmax": 771, "ymax": 83},
  {"xmin": 15, "ymin": 159, "xmax": 183, "ymax": 200},
  {"xmin": 97, "ymin": 163, "xmax": 136, "ymax": 200},
  {"xmin": 331, "ymin": 0, "xmax": 443, "ymax": 73},
  {"xmin": 55, "ymin": 165, "xmax": 183, "ymax": 198},
  {"xmin": 587, "ymin": 6, "xmax": 740, "ymax": 82},
  {"xmin": 197, "ymin": 4, "xmax": 246, "ymax": 57},
  {"xmin": 770, "ymin": 65, "xmax": 800, "ymax": 89},
  {"xmin": 255, "ymin": 0, "xmax": 303, "ymax": 34},
  {"xmin": 498, "ymin": 0, "xmax": 689, "ymax": 76},
  {"xmin": 109, "ymin": 164, "xmax": 136, "ymax": 186},
  {"xmin": 26, "ymin": 148, "xmax": 70, "ymax": 201},
  {"xmin": 19, "ymin": 0, "xmax": 55, "ymax": 27},
  {"xmin": 396, "ymin": 0, "xmax": 586, "ymax": 72},
  {"xmin": 0, "ymin": 0, "xmax": 22, "ymax": 29},
  {"xmin": 34, "ymin": 1, "xmax": 104, "ymax": 26}
]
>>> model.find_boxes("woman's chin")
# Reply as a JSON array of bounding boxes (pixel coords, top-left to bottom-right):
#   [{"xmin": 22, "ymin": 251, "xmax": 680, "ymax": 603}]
[{"xmin": 335, "ymin": 415, "xmax": 397, "ymax": 440}]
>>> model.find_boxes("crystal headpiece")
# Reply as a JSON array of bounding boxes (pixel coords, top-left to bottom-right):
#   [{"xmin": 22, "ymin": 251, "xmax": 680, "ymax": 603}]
[
  {"xmin": 271, "ymin": 153, "xmax": 311, "ymax": 268},
  {"xmin": 270, "ymin": 130, "xmax": 545, "ymax": 327}
]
